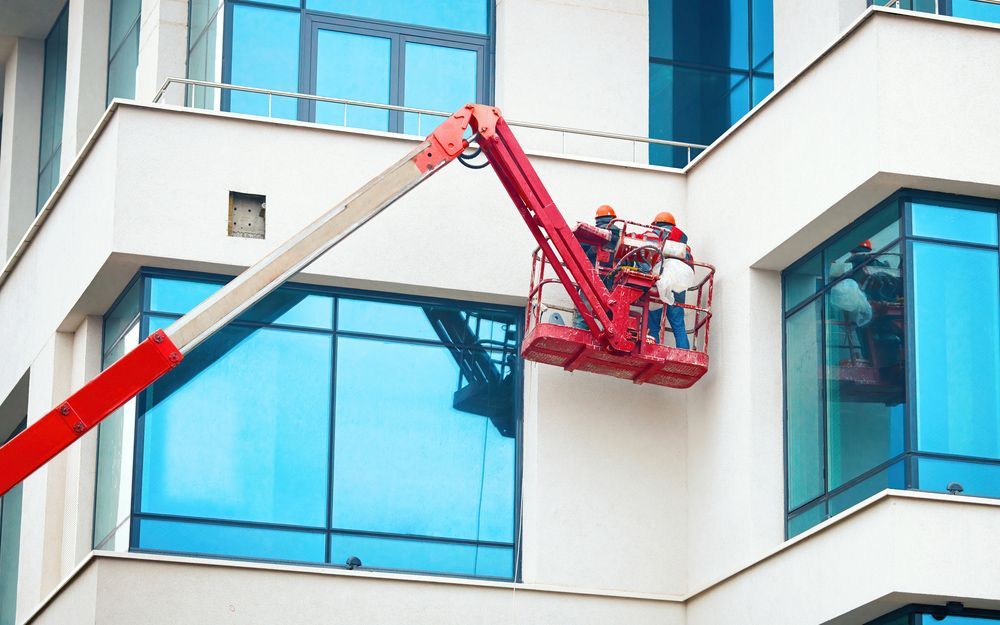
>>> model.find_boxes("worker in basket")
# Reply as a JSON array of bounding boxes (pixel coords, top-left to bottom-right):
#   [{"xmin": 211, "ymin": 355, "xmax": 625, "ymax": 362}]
[
  {"xmin": 574, "ymin": 204, "xmax": 622, "ymax": 330},
  {"xmin": 646, "ymin": 211, "xmax": 695, "ymax": 349}
]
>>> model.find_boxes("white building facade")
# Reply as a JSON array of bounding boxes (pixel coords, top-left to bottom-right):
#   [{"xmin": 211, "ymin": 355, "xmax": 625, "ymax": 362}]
[{"xmin": 1, "ymin": 1, "xmax": 1000, "ymax": 624}]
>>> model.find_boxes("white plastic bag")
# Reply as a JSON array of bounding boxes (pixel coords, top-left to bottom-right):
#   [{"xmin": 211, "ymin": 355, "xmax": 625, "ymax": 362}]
[
  {"xmin": 656, "ymin": 259, "xmax": 696, "ymax": 306},
  {"xmin": 830, "ymin": 278, "xmax": 872, "ymax": 327}
]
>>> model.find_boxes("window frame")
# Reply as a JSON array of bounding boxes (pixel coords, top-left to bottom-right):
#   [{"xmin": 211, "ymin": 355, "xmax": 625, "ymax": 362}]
[
  {"xmin": 102, "ymin": 267, "xmax": 523, "ymax": 581},
  {"xmin": 105, "ymin": 0, "xmax": 142, "ymax": 105},
  {"xmin": 868, "ymin": 603, "xmax": 1000, "ymax": 623},
  {"xmin": 782, "ymin": 189, "xmax": 1000, "ymax": 538},
  {"xmin": 216, "ymin": 0, "xmax": 496, "ymax": 128},
  {"xmin": 36, "ymin": 4, "xmax": 69, "ymax": 214}
]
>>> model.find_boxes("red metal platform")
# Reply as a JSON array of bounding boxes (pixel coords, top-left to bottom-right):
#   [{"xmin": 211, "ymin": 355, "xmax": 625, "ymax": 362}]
[{"xmin": 521, "ymin": 323, "xmax": 709, "ymax": 388}]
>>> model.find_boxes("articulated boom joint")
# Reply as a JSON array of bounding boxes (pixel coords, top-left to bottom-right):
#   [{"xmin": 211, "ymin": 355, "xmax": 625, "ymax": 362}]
[{"xmin": 413, "ymin": 104, "xmax": 502, "ymax": 173}]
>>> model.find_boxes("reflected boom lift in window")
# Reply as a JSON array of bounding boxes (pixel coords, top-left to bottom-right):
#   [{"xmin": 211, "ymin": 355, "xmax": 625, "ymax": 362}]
[{"xmin": 0, "ymin": 104, "xmax": 714, "ymax": 496}]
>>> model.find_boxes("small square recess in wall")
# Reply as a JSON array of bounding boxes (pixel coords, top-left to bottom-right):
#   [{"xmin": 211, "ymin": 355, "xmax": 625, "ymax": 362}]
[{"xmin": 229, "ymin": 192, "xmax": 266, "ymax": 239}]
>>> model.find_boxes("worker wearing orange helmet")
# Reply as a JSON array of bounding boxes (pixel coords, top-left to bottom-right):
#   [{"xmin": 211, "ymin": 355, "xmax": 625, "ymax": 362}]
[
  {"xmin": 574, "ymin": 205, "xmax": 622, "ymax": 330},
  {"xmin": 647, "ymin": 210, "xmax": 693, "ymax": 349}
]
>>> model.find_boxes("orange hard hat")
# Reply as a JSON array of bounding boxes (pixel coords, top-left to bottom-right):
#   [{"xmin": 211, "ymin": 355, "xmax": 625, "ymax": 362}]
[
  {"xmin": 858, "ymin": 239, "xmax": 872, "ymax": 251},
  {"xmin": 596, "ymin": 204, "xmax": 616, "ymax": 218},
  {"xmin": 653, "ymin": 211, "xmax": 676, "ymax": 226}
]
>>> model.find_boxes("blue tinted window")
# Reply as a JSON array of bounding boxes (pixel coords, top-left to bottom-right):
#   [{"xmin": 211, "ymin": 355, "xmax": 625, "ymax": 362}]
[
  {"xmin": 103, "ymin": 278, "xmax": 142, "ymax": 354},
  {"xmin": 113, "ymin": 272, "xmax": 519, "ymax": 579},
  {"xmin": 787, "ymin": 499, "xmax": 825, "ymax": 538},
  {"xmin": 138, "ymin": 518, "xmax": 326, "ymax": 563},
  {"xmin": 828, "ymin": 460, "xmax": 905, "ymax": 516},
  {"xmin": 785, "ymin": 300, "xmax": 825, "ymax": 510},
  {"xmin": 141, "ymin": 322, "xmax": 333, "ymax": 526},
  {"xmin": 784, "ymin": 253, "xmax": 822, "ymax": 311},
  {"xmin": 37, "ymin": 8, "xmax": 68, "ymax": 213},
  {"xmin": 949, "ymin": 0, "xmax": 1000, "ymax": 23},
  {"xmin": 650, "ymin": 0, "xmax": 750, "ymax": 69},
  {"xmin": 910, "ymin": 201, "xmax": 999, "ymax": 246},
  {"xmin": 333, "ymin": 338, "xmax": 515, "ymax": 542},
  {"xmin": 402, "ymin": 42, "xmax": 478, "ymax": 135},
  {"xmin": 752, "ymin": 0, "xmax": 774, "ymax": 71},
  {"xmin": 913, "ymin": 243, "xmax": 1000, "ymax": 458},
  {"xmin": 330, "ymin": 533, "xmax": 513, "ymax": 578},
  {"xmin": 314, "ymin": 30, "xmax": 391, "ymax": 131},
  {"xmin": 917, "ymin": 457, "xmax": 1000, "ymax": 498},
  {"xmin": 107, "ymin": 0, "xmax": 140, "ymax": 103},
  {"xmin": 229, "ymin": 4, "xmax": 300, "ymax": 119},
  {"xmin": 306, "ymin": 0, "xmax": 489, "ymax": 33}
]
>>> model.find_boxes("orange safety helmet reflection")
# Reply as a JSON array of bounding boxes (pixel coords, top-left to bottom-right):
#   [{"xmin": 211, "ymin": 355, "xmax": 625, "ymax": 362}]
[
  {"xmin": 653, "ymin": 211, "xmax": 676, "ymax": 226},
  {"xmin": 858, "ymin": 239, "xmax": 873, "ymax": 251},
  {"xmin": 596, "ymin": 204, "xmax": 616, "ymax": 218}
]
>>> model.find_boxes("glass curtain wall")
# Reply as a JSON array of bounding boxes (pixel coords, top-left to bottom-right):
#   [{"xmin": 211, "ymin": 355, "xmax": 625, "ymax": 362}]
[
  {"xmin": 649, "ymin": 0, "xmax": 774, "ymax": 167},
  {"xmin": 783, "ymin": 191, "xmax": 1000, "ymax": 537},
  {"xmin": 868, "ymin": 0, "xmax": 1000, "ymax": 23},
  {"xmin": 37, "ymin": 6, "xmax": 69, "ymax": 213},
  {"xmin": 186, "ymin": 0, "xmax": 493, "ymax": 133},
  {"xmin": 97, "ymin": 270, "xmax": 521, "ymax": 580},
  {"xmin": 0, "ymin": 421, "xmax": 26, "ymax": 625},
  {"xmin": 106, "ymin": 0, "xmax": 141, "ymax": 103}
]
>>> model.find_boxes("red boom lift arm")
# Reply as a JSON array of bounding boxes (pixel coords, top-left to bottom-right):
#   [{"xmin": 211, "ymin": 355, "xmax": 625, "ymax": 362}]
[{"xmin": 0, "ymin": 104, "xmax": 693, "ymax": 498}]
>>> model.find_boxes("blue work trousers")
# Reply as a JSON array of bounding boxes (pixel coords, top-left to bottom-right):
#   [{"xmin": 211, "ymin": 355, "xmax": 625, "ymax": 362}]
[{"xmin": 648, "ymin": 290, "xmax": 689, "ymax": 349}]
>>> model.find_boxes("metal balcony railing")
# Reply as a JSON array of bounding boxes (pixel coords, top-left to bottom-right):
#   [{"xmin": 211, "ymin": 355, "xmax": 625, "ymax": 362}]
[{"xmin": 152, "ymin": 78, "xmax": 708, "ymax": 166}]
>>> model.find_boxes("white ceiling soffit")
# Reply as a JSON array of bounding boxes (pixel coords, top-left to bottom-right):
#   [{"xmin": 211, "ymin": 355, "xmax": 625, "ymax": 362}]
[{"xmin": 0, "ymin": 0, "xmax": 67, "ymax": 40}]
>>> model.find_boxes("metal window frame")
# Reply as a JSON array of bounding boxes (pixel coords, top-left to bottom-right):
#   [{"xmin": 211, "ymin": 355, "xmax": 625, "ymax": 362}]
[
  {"xmin": 218, "ymin": 0, "xmax": 495, "ymax": 127},
  {"xmin": 867, "ymin": 603, "xmax": 1000, "ymax": 624},
  {"xmin": 782, "ymin": 189, "xmax": 1000, "ymax": 538},
  {"xmin": 101, "ymin": 267, "xmax": 523, "ymax": 581}
]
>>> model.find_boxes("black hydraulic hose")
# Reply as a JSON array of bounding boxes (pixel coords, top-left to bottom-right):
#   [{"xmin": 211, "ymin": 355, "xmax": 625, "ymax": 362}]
[{"xmin": 458, "ymin": 145, "xmax": 490, "ymax": 169}]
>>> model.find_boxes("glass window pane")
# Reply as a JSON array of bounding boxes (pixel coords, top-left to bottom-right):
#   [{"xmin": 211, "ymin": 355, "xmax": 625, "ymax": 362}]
[
  {"xmin": 917, "ymin": 457, "xmax": 1000, "ymax": 499},
  {"xmin": 329, "ymin": 533, "xmax": 512, "ymax": 578},
  {"xmin": 823, "ymin": 201, "xmax": 900, "ymax": 284},
  {"xmin": 825, "ymin": 246, "xmax": 905, "ymax": 488},
  {"xmin": 149, "ymin": 276, "xmax": 222, "ymax": 314},
  {"xmin": 241, "ymin": 289, "xmax": 334, "ymax": 329},
  {"xmin": 186, "ymin": 12, "xmax": 219, "ymax": 110},
  {"xmin": 828, "ymin": 460, "xmax": 905, "ymax": 516},
  {"xmin": 752, "ymin": 0, "xmax": 774, "ymax": 71},
  {"xmin": 306, "ymin": 0, "xmax": 489, "ymax": 34},
  {"xmin": 784, "ymin": 252, "xmax": 822, "ymax": 311},
  {"xmin": 332, "ymin": 337, "xmax": 516, "ymax": 543},
  {"xmin": 107, "ymin": 22, "xmax": 139, "ymax": 102},
  {"xmin": 752, "ymin": 74, "xmax": 773, "ymax": 107},
  {"xmin": 103, "ymin": 278, "xmax": 142, "ymax": 354},
  {"xmin": 140, "ymin": 324, "xmax": 333, "ymax": 527},
  {"xmin": 785, "ymin": 299, "xmax": 825, "ymax": 509},
  {"xmin": 109, "ymin": 0, "xmax": 141, "ymax": 52},
  {"xmin": 787, "ymin": 499, "xmax": 825, "ymax": 538},
  {"xmin": 910, "ymin": 201, "xmax": 998, "ymax": 246},
  {"xmin": 913, "ymin": 243, "xmax": 1000, "ymax": 457},
  {"xmin": 229, "ymin": 4, "xmax": 300, "ymax": 120},
  {"xmin": 37, "ymin": 8, "xmax": 68, "ymax": 214},
  {"xmin": 314, "ymin": 29, "xmax": 391, "ymax": 131},
  {"xmin": 402, "ymin": 42, "xmax": 478, "ymax": 135},
  {"xmin": 137, "ymin": 518, "xmax": 326, "ymax": 563},
  {"xmin": 949, "ymin": 0, "xmax": 1000, "ymax": 23},
  {"xmin": 649, "ymin": 0, "xmax": 750, "ymax": 70},
  {"xmin": 650, "ymin": 63, "xmax": 751, "ymax": 167},
  {"xmin": 337, "ymin": 298, "xmax": 443, "ymax": 341},
  {"xmin": 0, "ymin": 483, "xmax": 22, "ymax": 625}
]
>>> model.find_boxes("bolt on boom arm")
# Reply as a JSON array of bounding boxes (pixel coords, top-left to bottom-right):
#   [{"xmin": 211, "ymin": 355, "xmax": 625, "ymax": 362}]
[{"xmin": 0, "ymin": 104, "xmax": 625, "ymax": 497}]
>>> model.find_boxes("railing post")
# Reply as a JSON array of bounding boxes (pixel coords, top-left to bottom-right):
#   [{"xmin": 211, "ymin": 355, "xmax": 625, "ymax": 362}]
[
  {"xmin": 267, "ymin": 93, "xmax": 273, "ymax": 118},
  {"xmin": 687, "ymin": 146, "xmax": 692, "ymax": 164}
]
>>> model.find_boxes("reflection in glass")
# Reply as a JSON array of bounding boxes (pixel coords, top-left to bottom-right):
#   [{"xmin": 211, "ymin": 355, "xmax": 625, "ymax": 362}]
[
  {"xmin": 403, "ymin": 43, "xmax": 478, "ymax": 135},
  {"xmin": 827, "ymin": 460, "xmax": 904, "ymax": 516},
  {"xmin": 785, "ymin": 299, "xmax": 824, "ymax": 510},
  {"xmin": 37, "ymin": 8, "xmax": 68, "ymax": 213},
  {"xmin": 229, "ymin": 4, "xmax": 300, "ymax": 119},
  {"xmin": 787, "ymin": 499, "xmax": 825, "ymax": 538},
  {"xmin": 823, "ymin": 201, "xmax": 900, "ymax": 283},
  {"xmin": 315, "ymin": 30, "xmax": 391, "ymax": 131},
  {"xmin": 333, "ymin": 337, "xmax": 515, "ymax": 543},
  {"xmin": 825, "ymin": 246, "xmax": 905, "ymax": 488},
  {"xmin": 913, "ymin": 243, "xmax": 1000, "ymax": 458},
  {"xmin": 949, "ymin": 0, "xmax": 1000, "ymax": 23},
  {"xmin": 140, "ymin": 323, "xmax": 333, "ymax": 526},
  {"xmin": 784, "ymin": 252, "xmax": 822, "ymax": 311}
]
